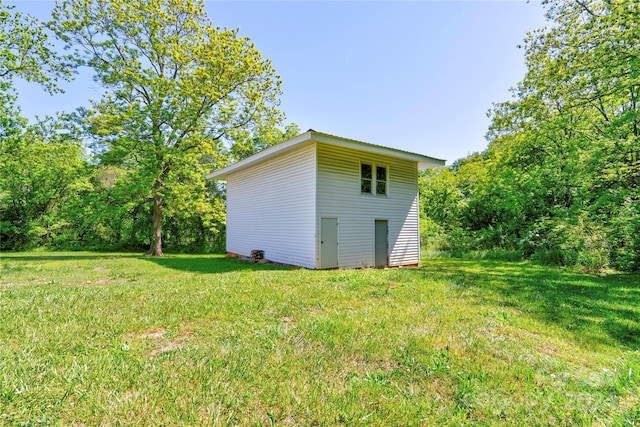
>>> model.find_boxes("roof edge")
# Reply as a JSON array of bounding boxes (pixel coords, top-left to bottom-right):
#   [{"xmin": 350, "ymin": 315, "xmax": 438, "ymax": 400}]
[
  {"xmin": 207, "ymin": 130, "xmax": 445, "ymax": 179},
  {"xmin": 308, "ymin": 130, "xmax": 445, "ymax": 169},
  {"xmin": 206, "ymin": 130, "xmax": 314, "ymax": 179}
]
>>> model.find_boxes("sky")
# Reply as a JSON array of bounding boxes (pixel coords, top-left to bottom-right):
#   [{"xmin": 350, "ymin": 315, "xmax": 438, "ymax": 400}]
[{"xmin": 10, "ymin": 1, "xmax": 548, "ymax": 164}]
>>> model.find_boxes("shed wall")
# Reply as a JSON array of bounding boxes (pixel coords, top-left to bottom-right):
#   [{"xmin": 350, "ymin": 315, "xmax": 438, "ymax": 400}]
[
  {"xmin": 225, "ymin": 143, "xmax": 316, "ymax": 268},
  {"xmin": 316, "ymin": 143, "xmax": 420, "ymax": 268}
]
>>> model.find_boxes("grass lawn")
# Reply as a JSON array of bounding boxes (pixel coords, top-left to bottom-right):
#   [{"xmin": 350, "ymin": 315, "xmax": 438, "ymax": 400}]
[{"xmin": 0, "ymin": 252, "xmax": 639, "ymax": 426}]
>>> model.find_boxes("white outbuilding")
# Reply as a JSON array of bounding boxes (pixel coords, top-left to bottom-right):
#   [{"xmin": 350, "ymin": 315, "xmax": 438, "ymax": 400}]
[{"xmin": 207, "ymin": 130, "xmax": 445, "ymax": 269}]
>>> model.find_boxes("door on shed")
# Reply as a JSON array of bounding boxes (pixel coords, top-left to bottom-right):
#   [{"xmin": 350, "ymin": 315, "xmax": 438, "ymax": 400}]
[
  {"xmin": 375, "ymin": 220, "xmax": 388, "ymax": 268},
  {"xmin": 320, "ymin": 218, "xmax": 338, "ymax": 269}
]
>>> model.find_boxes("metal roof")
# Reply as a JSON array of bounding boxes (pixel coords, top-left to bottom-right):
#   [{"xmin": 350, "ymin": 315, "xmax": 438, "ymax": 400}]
[{"xmin": 207, "ymin": 129, "xmax": 445, "ymax": 179}]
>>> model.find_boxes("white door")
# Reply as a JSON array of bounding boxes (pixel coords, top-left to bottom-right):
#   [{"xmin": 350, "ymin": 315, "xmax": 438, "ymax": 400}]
[{"xmin": 320, "ymin": 218, "xmax": 338, "ymax": 269}]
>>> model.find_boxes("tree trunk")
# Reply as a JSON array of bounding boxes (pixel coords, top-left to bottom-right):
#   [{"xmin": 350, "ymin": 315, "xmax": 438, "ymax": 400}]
[{"xmin": 147, "ymin": 195, "xmax": 164, "ymax": 256}]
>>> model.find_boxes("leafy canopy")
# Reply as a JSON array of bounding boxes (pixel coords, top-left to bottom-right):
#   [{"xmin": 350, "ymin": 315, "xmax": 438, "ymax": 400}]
[
  {"xmin": 52, "ymin": 0, "xmax": 284, "ymax": 255},
  {"xmin": 0, "ymin": 0, "xmax": 72, "ymax": 95},
  {"xmin": 0, "ymin": 1, "xmax": 77, "ymax": 250},
  {"xmin": 420, "ymin": 0, "xmax": 640, "ymax": 270}
]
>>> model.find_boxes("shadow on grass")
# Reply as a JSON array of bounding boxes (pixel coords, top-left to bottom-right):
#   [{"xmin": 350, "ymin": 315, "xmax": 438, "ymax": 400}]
[
  {"xmin": 143, "ymin": 255, "xmax": 292, "ymax": 274},
  {"xmin": 1, "ymin": 253, "xmax": 291, "ymax": 274},
  {"xmin": 420, "ymin": 259, "xmax": 640, "ymax": 349},
  {"xmin": 1, "ymin": 253, "xmax": 144, "ymax": 262}
]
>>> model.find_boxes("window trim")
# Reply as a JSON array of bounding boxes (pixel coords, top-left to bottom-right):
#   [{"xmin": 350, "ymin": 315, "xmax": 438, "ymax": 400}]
[
  {"xmin": 375, "ymin": 164, "xmax": 388, "ymax": 196},
  {"xmin": 360, "ymin": 162, "xmax": 373, "ymax": 194},
  {"xmin": 360, "ymin": 161, "xmax": 388, "ymax": 196}
]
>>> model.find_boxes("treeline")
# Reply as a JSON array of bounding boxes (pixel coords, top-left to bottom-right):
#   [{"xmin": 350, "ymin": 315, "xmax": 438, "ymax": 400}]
[
  {"xmin": 0, "ymin": 0, "xmax": 298, "ymax": 254},
  {"xmin": 420, "ymin": 0, "xmax": 640, "ymax": 271},
  {"xmin": 0, "ymin": 114, "xmax": 298, "ymax": 253},
  {"xmin": 3, "ymin": 0, "xmax": 639, "ymax": 271}
]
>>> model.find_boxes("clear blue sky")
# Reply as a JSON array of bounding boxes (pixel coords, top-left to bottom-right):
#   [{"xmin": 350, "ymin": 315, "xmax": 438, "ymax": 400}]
[{"xmin": 11, "ymin": 1, "xmax": 547, "ymax": 164}]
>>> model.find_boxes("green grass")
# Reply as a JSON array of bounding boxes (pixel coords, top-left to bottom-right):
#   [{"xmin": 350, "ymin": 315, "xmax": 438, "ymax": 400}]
[{"xmin": 0, "ymin": 252, "xmax": 639, "ymax": 426}]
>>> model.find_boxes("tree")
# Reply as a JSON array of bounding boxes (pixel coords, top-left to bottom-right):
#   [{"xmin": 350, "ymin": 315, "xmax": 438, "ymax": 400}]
[
  {"xmin": 418, "ymin": 0, "xmax": 640, "ymax": 270},
  {"xmin": 0, "ymin": 116, "xmax": 89, "ymax": 249},
  {"xmin": 52, "ymin": 0, "xmax": 283, "ymax": 256},
  {"xmin": 228, "ymin": 122, "xmax": 300, "ymax": 162},
  {"xmin": 482, "ymin": 0, "xmax": 640, "ymax": 269},
  {"xmin": 0, "ymin": 1, "xmax": 75, "ymax": 250}
]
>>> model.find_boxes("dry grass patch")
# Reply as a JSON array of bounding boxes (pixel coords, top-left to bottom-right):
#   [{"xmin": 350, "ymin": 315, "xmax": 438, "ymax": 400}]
[{"xmin": 123, "ymin": 326, "xmax": 194, "ymax": 357}]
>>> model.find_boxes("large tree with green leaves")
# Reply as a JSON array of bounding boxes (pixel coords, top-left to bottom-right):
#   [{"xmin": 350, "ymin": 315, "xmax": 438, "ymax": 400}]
[{"xmin": 52, "ymin": 0, "xmax": 283, "ymax": 256}]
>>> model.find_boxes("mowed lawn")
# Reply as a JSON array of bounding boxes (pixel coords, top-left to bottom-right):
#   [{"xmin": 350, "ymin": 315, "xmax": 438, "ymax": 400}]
[{"xmin": 0, "ymin": 253, "xmax": 639, "ymax": 426}]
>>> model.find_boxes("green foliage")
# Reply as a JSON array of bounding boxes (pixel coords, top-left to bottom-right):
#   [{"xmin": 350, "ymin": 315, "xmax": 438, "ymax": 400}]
[
  {"xmin": 419, "ymin": 167, "xmax": 465, "ymax": 228},
  {"xmin": 0, "ymin": 1, "xmax": 76, "ymax": 251},
  {"xmin": 418, "ymin": 214, "xmax": 447, "ymax": 251},
  {"xmin": 419, "ymin": 0, "xmax": 640, "ymax": 271},
  {"xmin": 51, "ymin": 0, "xmax": 284, "ymax": 255},
  {"xmin": 0, "ymin": 116, "xmax": 89, "ymax": 250},
  {"xmin": 0, "ymin": 0, "xmax": 299, "ymax": 254},
  {"xmin": 48, "ymin": 160, "xmax": 228, "ymax": 253},
  {"xmin": 0, "ymin": 0, "xmax": 72, "ymax": 95},
  {"xmin": 228, "ymin": 122, "xmax": 300, "ymax": 162}
]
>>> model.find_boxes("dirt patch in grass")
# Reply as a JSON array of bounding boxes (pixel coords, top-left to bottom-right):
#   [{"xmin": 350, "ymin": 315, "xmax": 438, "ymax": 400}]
[
  {"xmin": 123, "ymin": 327, "xmax": 166, "ymax": 341},
  {"xmin": 81, "ymin": 278, "xmax": 115, "ymax": 286},
  {"xmin": 282, "ymin": 414, "xmax": 297, "ymax": 425},
  {"xmin": 348, "ymin": 357, "xmax": 398, "ymax": 373},
  {"xmin": 128, "ymin": 326, "xmax": 194, "ymax": 357},
  {"xmin": 151, "ymin": 340, "xmax": 189, "ymax": 356},
  {"xmin": 139, "ymin": 328, "xmax": 167, "ymax": 339},
  {"xmin": 619, "ymin": 392, "xmax": 638, "ymax": 411}
]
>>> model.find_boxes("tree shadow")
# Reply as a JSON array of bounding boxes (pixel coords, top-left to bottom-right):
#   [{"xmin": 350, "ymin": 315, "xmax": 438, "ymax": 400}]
[
  {"xmin": 1, "ymin": 253, "xmax": 292, "ymax": 274},
  {"xmin": 418, "ymin": 259, "xmax": 640, "ymax": 349},
  {"xmin": 1, "ymin": 254, "xmax": 144, "ymax": 262},
  {"xmin": 143, "ymin": 255, "xmax": 292, "ymax": 274}
]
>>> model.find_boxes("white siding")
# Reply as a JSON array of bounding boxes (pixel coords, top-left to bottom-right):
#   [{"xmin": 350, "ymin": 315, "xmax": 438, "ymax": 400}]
[
  {"xmin": 225, "ymin": 143, "xmax": 316, "ymax": 268},
  {"xmin": 316, "ymin": 143, "xmax": 420, "ymax": 268}
]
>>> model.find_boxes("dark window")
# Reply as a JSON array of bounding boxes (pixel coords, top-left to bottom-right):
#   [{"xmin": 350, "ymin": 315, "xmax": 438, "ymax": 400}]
[
  {"xmin": 361, "ymin": 163, "xmax": 372, "ymax": 194},
  {"xmin": 376, "ymin": 166, "xmax": 387, "ymax": 195}
]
